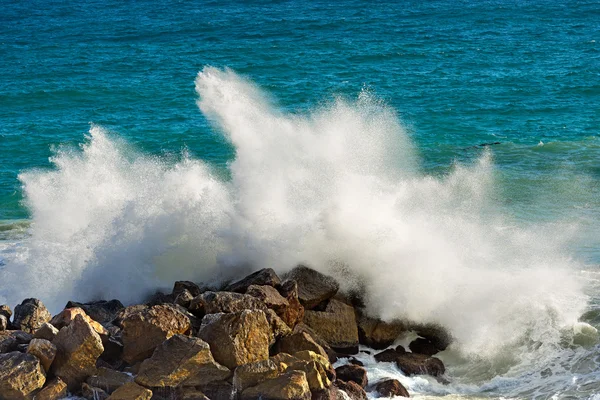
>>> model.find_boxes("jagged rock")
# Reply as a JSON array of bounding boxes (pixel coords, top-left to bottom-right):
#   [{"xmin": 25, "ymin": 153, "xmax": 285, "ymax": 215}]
[
  {"xmin": 277, "ymin": 280, "xmax": 305, "ymax": 329},
  {"xmin": 136, "ymin": 335, "xmax": 230, "ymax": 388},
  {"xmin": 198, "ymin": 309, "xmax": 271, "ymax": 369},
  {"xmin": 357, "ymin": 315, "xmax": 406, "ymax": 349},
  {"xmin": 0, "ymin": 352, "xmax": 46, "ymax": 400},
  {"xmin": 65, "ymin": 300, "xmax": 125, "ymax": 324},
  {"xmin": 241, "ymin": 369, "xmax": 311, "ymax": 400},
  {"xmin": 177, "ymin": 387, "xmax": 210, "ymax": 400},
  {"xmin": 0, "ymin": 330, "xmax": 32, "ymax": 353},
  {"xmin": 34, "ymin": 377, "xmax": 68, "ymax": 400},
  {"xmin": 374, "ymin": 347, "xmax": 405, "ymax": 363},
  {"xmin": 334, "ymin": 364, "xmax": 367, "ymax": 388},
  {"xmin": 233, "ymin": 358, "xmax": 287, "ymax": 393},
  {"xmin": 173, "ymin": 281, "xmax": 203, "ymax": 297},
  {"xmin": 247, "ymin": 285, "xmax": 289, "ymax": 311},
  {"xmin": 375, "ymin": 379, "xmax": 409, "ymax": 398},
  {"xmin": 51, "ymin": 314, "xmax": 104, "ymax": 390},
  {"xmin": 409, "ymin": 338, "xmax": 439, "ymax": 356},
  {"xmin": 312, "ymin": 384, "xmax": 346, "ymax": 400},
  {"xmin": 413, "ymin": 324, "xmax": 452, "ymax": 351},
  {"xmin": 303, "ymin": 299, "xmax": 359, "ymax": 354},
  {"xmin": 226, "ymin": 268, "xmax": 282, "ymax": 293},
  {"xmin": 334, "ymin": 380, "xmax": 367, "ymax": 400},
  {"xmin": 145, "ymin": 291, "xmax": 175, "ymax": 306},
  {"xmin": 112, "ymin": 305, "xmax": 148, "ymax": 327},
  {"xmin": 0, "ymin": 315, "xmax": 8, "ymax": 331},
  {"xmin": 348, "ymin": 358, "xmax": 363, "ymax": 367},
  {"xmin": 107, "ymin": 382, "xmax": 152, "ymax": 400},
  {"xmin": 0, "ymin": 304, "xmax": 12, "ymax": 319},
  {"xmin": 290, "ymin": 351, "xmax": 334, "ymax": 391},
  {"xmin": 87, "ymin": 367, "xmax": 133, "ymax": 393},
  {"xmin": 285, "ymin": 266, "xmax": 339, "ymax": 310},
  {"xmin": 12, "ymin": 298, "xmax": 51, "ymax": 334},
  {"xmin": 395, "ymin": 353, "xmax": 445, "ymax": 377},
  {"xmin": 50, "ymin": 307, "xmax": 108, "ymax": 337},
  {"xmin": 174, "ymin": 289, "xmax": 194, "ymax": 308},
  {"xmin": 197, "ymin": 381, "xmax": 234, "ymax": 400},
  {"xmin": 82, "ymin": 383, "xmax": 109, "ymax": 400},
  {"xmin": 274, "ymin": 331, "xmax": 329, "ymax": 361},
  {"xmin": 33, "ymin": 323, "xmax": 59, "ymax": 342},
  {"xmin": 292, "ymin": 324, "xmax": 337, "ymax": 363},
  {"xmin": 27, "ymin": 338, "xmax": 56, "ymax": 372},
  {"xmin": 121, "ymin": 304, "xmax": 191, "ymax": 364},
  {"xmin": 100, "ymin": 335, "xmax": 124, "ymax": 365},
  {"xmin": 265, "ymin": 309, "xmax": 291, "ymax": 344},
  {"xmin": 190, "ymin": 291, "xmax": 267, "ymax": 315}
]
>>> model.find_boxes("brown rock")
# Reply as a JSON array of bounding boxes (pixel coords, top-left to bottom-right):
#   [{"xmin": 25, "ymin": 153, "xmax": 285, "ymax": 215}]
[
  {"xmin": 334, "ymin": 364, "xmax": 367, "ymax": 388},
  {"xmin": 357, "ymin": 315, "xmax": 406, "ymax": 350},
  {"xmin": 312, "ymin": 384, "xmax": 346, "ymax": 400},
  {"xmin": 289, "ymin": 351, "xmax": 334, "ymax": 391},
  {"xmin": 51, "ymin": 314, "xmax": 104, "ymax": 390},
  {"xmin": 27, "ymin": 338, "xmax": 57, "ymax": 372},
  {"xmin": 12, "ymin": 298, "xmax": 52, "ymax": 334},
  {"xmin": 33, "ymin": 323, "xmax": 59, "ymax": 342},
  {"xmin": 107, "ymin": 382, "xmax": 152, "ymax": 400},
  {"xmin": 375, "ymin": 379, "xmax": 409, "ymax": 398},
  {"xmin": 241, "ymin": 369, "xmax": 311, "ymax": 400},
  {"xmin": 173, "ymin": 281, "xmax": 203, "ymax": 297},
  {"xmin": 87, "ymin": 367, "xmax": 133, "ymax": 393},
  {"xmin": 247, "ymin": 285, "xmax": 289, "ymax": 311},
  {"xmin": 265, "ymin": 309, "xmax": 291, "ymax": 344},
  {"xmin": 285, "ymin": 266, "xmax": 339, "ymax": 310},
  {"xmin": 65, "ymin": 300, "xmax": 125, "ymax": 324},
  {"xmin": 274, "ymin": 331, "xmax": 329, "ymax": 361},
  {"xmin": 374, "ymin": 347, "xmax": 405, "ymax": 363},
  {"xmin": 413, "ymin": 324, "xmax": 452, "ymax": 351},
  {"xmin": 0, "ymin": 304, "xmax": 12, "ymax": 319},
  {"xmin": 0, "ymin": 330, "xmax": 33, "ymax": 353},
  {"xmin": 174, "ymin": 289, "xmax": 194, "ymax": 308},
  {"xmin": 226, "ymin": 268, "xmax": 282, "ymax": 293},
  {"xmin": 50, "ymin": 307, "xmax": 108, "ymax": 337},
  {"xmin": 190, "ymin": 291, "xmax": 267, "ymax": 315},
  {"xmin": 81, "ymin": 383, "xmax": 109, "ymax": 400},
  {"xmin": 197, "ymin": 381, "xmax": 234, "ymax": 400},
  {"xmin": 303, "ymin": 299, "xmax": 359, "ymax": 354},
  {"xmin": 409, "ymin": 338, "xmax": 439, "ymax": 356},
  {"xmin": 292, "ymin": 324, "xmax": 337, "ymax": 363},
  {"xmin": 0, "ymin": 315, "xmax": 8, "ymax": 331},
  {"xmin": 176, "ymin": 387, "xmax": 210, "ymax": 400},
  {"xmin": 0, "ymin": 352, "xmax": 46, "ymax": 400},
  {"xmin": 334, "ymin": 380, "xmax": 367, "ymax": 400},
  {"xmin": 34, "ymin": 377, "xmax": 67, "ymax": 400},
  {"xmin": 277, "ymin": 280, "xmax": 305, "ymax": 329},
  {"xmin": 135, "ymin": 335, "xmax": 230, "ymax": 388},
  {"xmin": 395, "ymin": 353, "xmax": 445, "ymax": 377},
  {"xmin": 112, "ymin": 305, "xmax": 148, "ymax": 328},
  {"xmin": 233, "ymin": 358, "xmax": 287, "ymax": 393},
  {"xmin": 198, "ymin": 310, "xmax": 271, "ymax": 369},
  {"xmin": 121, "ymin": 304, "xmax": 191, "ymax": 364}
]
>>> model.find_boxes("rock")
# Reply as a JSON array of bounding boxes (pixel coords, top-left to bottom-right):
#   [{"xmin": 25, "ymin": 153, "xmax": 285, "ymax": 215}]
[
  {"xmin": 0, "ymin": 330, "xmax": 32, "ymax": 353},
  {"xmin": 81, "ymin": 383, "xmax": 109, "ymax": 400},
  {"xmin": 265, "ymin": 309, "xmax": 292, "ymax": 344},
  {"xmin": 303, "ymin": 299, "xmax": 359, "ymax": 354},
  {"xmin": 241, "ymin": 370, "xmax": 311, "ymax": 400},
  {"xmin": 197, "ymin": 381, "xmax": 234, "ymax": 400},
  {"xmin": 334, "ymin": 380, "xmax": 367, "ymax": 400},
  {"xmin": 174, "ymin": 289, "xmax": 195, "ymax": 308},
  {"xmin": 247, "ymin": 285, "xmax": 289, "ymax": 311},
  {"xmin": 334, "ymin": 364, "xmax": 367, "ymax": 388},
  {"xmin": 312, "ymin": 384, "xmax": 346, "ymax": 400},
  {"xmin": 375, "ymin": 379, "xmax": 409, "ymax": 398},
  {"xmin": 233, "ymin": 358, "xmax": 287, "ymax": 393},
  {"xmin": 173, "ymin": 281, "xmax": 203, "ymax": 297},
  {"xmin": 277, "ymin": 280, "xmax": 305, "ymax": 329},
  {"xmin": 198, "ymin": 309, "xmax": 271, "ymax": 369},
  {"xmin": 226, "ymin": 268, "xmax": 282, "ymax": 293},
  {"xmin": 290, "ymin": 351, "xmax": 334, "ymax": 391},
  {"xmin": 409, "ymin": 338, "xmax": 439, "ymax": 356},
  {"xmin": 121, "ymin": 304, "xmax": 191, "ymax": 364},
  {"xmin": 145, "ymin": 291, "xmax": 175, "ymax": 307},
  {"xmin": 190, "ymin": 291, "xmax": 267, "ymax": 315},
  {"xmin": 112, "ymin": 305, "xmax": 148, "ymax": 328},
  {"xmin": 34, "ymin": 377, "xmax": 68, "ymax": 400},
  {"xmin": 357, "ymin": 315, "xmax": 406, "ymax": 350},
  {"xmin": 12, "ymin": 298, "xmax": 52, "ymax": 334},
  {"xmin": 348, "ymin": 358, "xmax": 363, "ymax": 366},
  {"xmin": 136, "ymin": 334, "xmax": 230, "ymax": 388},
  {"xmin": 100, "ymin": 335, "xmax": 124, "ymax": 365},
  {"xmin": 413, "ymin": 324, "xmax": 452, "ymax": 351},
  {"xmin": 65, "ymin": 300, "xmax": 125, "ymax": 324},
  {"xmin": 33, "ymin": 323, "xmax": 59, "ymax": 342},
  {"xmin": 27, "ymin": 338, "xmax": 57, "ymax": 371},
  {"xmin": 292, "ymin": 324, "xmax": 337, "ymax": 363},
  {"xmin": 176, "ymin": 387, "xmax": 210, "ymax": 400},
  {"xmin": 374, "ymin": 347, "xmax": 405, "ymax": 363},
  {"xmin": 87, "ymin": 367, "xmax": 133, "ymax": 393},
  {"xmin": 0, "ymin": 315, "xmax": 8, "ymax": 331},
  {"xmin": 395, "ymin": 353, "xmax": 445, "ymax": 377},
  {"xmin": 285, "ymin": 266, "xmax": 339, "ymax": 310},
  {"xmin": 50, "ymin": 307, "xmax": 108, "ymax": 337},
  {"xmin": 107, "ymin": 382, "xmax": 152, "ymax": 400},
  {"xmin": 0, "ymin": 304, "xmax": 12, "ymax": 319},
  {"xmin": 0, "ymin": 352, "xmax": 46, "ymax": 400},
  {"xmin": 51, "ymin": 314, "xmax": 104, "ymax": 390},
  {"xmin": 274, "ymin": 331, "xmax": 329, "ymax": 361}
]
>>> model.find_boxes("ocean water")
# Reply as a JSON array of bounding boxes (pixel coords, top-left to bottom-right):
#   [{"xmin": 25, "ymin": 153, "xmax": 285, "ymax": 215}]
[{"xmin": 1, "ymin": 0, "xmax": 600, "ymax": 398}]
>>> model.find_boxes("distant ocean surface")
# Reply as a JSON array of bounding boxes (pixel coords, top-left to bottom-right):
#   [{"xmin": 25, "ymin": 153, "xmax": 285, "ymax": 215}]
[{"xmin": 2, "ymin": 1, "xmax": 600, "ymax": 399}]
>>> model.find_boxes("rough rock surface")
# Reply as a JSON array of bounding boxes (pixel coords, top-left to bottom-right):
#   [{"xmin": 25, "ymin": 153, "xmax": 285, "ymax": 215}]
[
  {"xmin": 136, "ymin": 335, "xmax": 230, "ymax": 388},
  {"xmin": 375, "ymin": 379, "xmax": 410, "ymax": 398},
  {"xmin": 303, "ymin": 299, "xmax": 359, "ymax": 354},
  {"xmin": 275, "ymin": 331, "xmax": 329, "ymax": 361},
  {"xmin": 87, "ymin": 367, "xmax": 134, "ymax": 393},
  {"xmin": 414, "ymin": 325, "xmax": 452, "ymax": 352},
  {"xmin": 12, "ymin": 298, "xmax": 52, "ymax": 334},
  {"xmin": 374, "ymin": 347, "xmax": 406, "ymax": 363},
  {"xmin": 247, "ymin": 285, "xmax": 289, "ymax": 311},
  {"xmin": 50, "ymin": 307, "xmax": 108, "ymax": 337},
  {"xmin": 65, "ymin": 300, "xmax": 125, "ymax": 324},
  {"xmin": 335, "ymin": 364, "xmax": 368, "ymax": 388},
  {"xmin": 34, "ymin": 377, "xmax": 68, "ymax": 400},
  {"xmin": 33, "ymin": 323, "xmax": 59, "ymax": 342},
  {"xmin": 0, "ymin": 314, "xmax": 7, "ymax": 331},
  {"xmin": 0, "ymin": 330, "xmax": 33, "ymax": 353},
  {"xmin": 265, "ymin": 309, "xmax": 292, "ymax": 344},
  {"xmin": 190, "ymin": 291, "xmax": 267, "ymax": 315},
  {"xmin": 177, "ymin": 387, "xmax": 210, "ymax": 400},
  {"xmin": 107, "ymin": 382, "xmax": 152, "ymax": 400},
  {"xmin": 112, "ymin": 305, "xmax": 148, "ymax": 328},
  {"xmin": 409, "ymin": 338, "xmax": 439, "ymax": 356},
  {"xmin": 226, "ymin": 268, "xmax": 282, "ymax": 293},
  {"xmin": 233, "ymin": 358, "xmax": 287, "ymax": 393},
  {"xmin": 289, "ymin": 351, "xmax": 334, "ymax": 391},
  {"xmin": 241, "ymin": 370, "xmax": 311, "ymax": 400},
  {"xmin": 198, "ymin": 309, "xmax": 271, "ymax": 369},
  {"xmin": 0, "ymin": 351, "xmax": 46, "ymax": 400},
  {"xmin": 285, "ymin": 266, "xmax": 339, "ymax": 309},
  {"xmin": 0, "ymin": 304, "xmax": 12, "ymax": 319},
  {"xmin": 197, "ymin": 381, "xmax": 234, "ymax": 400},
  {"xmin": 277, "ymin": 280, "xmax": 305, "ymax": 329},
  {"xmin": 292, "ymin": 324, "xmax": 338, "ymax": 363},
  {"xmin": 173, "ymin": 281, "xmax": 203, "ymax": 297},
  {"xmin": 121, "ymin": 304, "xmax": 191, "ymax": 364},
  {"xmin": 51, "ymin": 314, "xmax": 104, "ymax": 390},
  {"xmin": 334, "ymin": 380, "xmax": 367, "ymax": 400},
  {"xmin": 357, "ymin": 315, "xmax": 406, "ymax": 350},
  {"xmin": 27, "ymin": 338, "xmax": 57, "ymax": 371},
  {"xmin": 81, "ymin": 383, "xmax": 109, "ymax": 400},
  {"xmin": 395, "ymin": 353, "xmax": 445, "ymax": 377}
]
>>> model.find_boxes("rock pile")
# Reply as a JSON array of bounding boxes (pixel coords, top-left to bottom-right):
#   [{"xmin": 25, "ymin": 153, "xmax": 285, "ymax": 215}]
[{"xmin": 0, "ymin": 266, "xmax": 450, "ymax": 399}]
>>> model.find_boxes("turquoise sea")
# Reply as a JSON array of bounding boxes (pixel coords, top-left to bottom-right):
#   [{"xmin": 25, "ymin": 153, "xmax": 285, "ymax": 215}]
[{"xmin": 2, "ymin": 1, "xmax": 600, "ymax": 398}]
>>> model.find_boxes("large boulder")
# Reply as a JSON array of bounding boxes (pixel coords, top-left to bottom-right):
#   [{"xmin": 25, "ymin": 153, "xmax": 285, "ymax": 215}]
[
  {"xmin": 12, "ymin": 298, "xmax": 51, "ymax": 334},
  {"xmin": 107, "ymin": 382, "xmax": 152, "ymax": 400},
  {"xmin": 112, "ymin": 305, "xmax": 148, "ymax": 328},
  {"xmin": 197, "ymin": 381, "xmax": 234, "ymax": 400},
  {"xmin": 135, "ymin": 335, "xmax": 230, "ymax": 388},
  {"xmin": 0, "ymin": 304, "xmax": 12, "ymax": 319},
  {"xmin": 87, "ymin": 367, "xmax": 134, "ymax": 393},
  {"xmin": 265, "ymin": 309, "xmax": 292, "ymax": 344},
  {"xmin": 190, "ymin": 291, "xmax": 267, "ymax": 315},
  {"xmin": 226, "ymin": 268, "xmax": 282, "ymax": 293},
  {"xmin": 375, "ymin": 379, "xmax": 409, "ymax": 398},
  {"xmin": 303, "ymin": 299, "xmax": 359, "ymax": 354},
  {"xmin": 0, "ymin": 330, "xmax": 32, "ymax": 353},
  {"xmin": 357, "ymin": 315, "xmax": 406, "ymax": 350},
  {"xmin": 81, "ymin": 383, "xmax": 109, "ymax": 400},
  {"xmin": 277, "ymin": 280, "xmax": 304, "ymax": 329},
  {"xmin": 33, "ymin": 323, "xmax": 59, "ymax": 342},
  {"xmin": 409, "ymin": 338, "xmax": 439, "ymax": 356},
  {"xmin": 0, "ymin": 314, "xmax": 8, "ymax": 331},
  {"xmin": 413, "ymin": 324, "xmax": 452, "ymax": 352},
  {"xmin": 333, "ymin": 380, "xmax": 367, "ymax": 400},
  {"xmin": 198, "ymin": 310, "xmax": 271, "ymax": 369},
  {"xmin": 285, "ymin": 266, "xmax": 339, "ymax": 310},
  {"xmin": 51, "ymin": 314, "xmax": 104, "ymax": 390},
  {"xmin": 374, "ymin": 346, "xmax": 405, "ymax": 363},
  {"xmin": 395, "ymin": 353, "xmax": 445, "ymax": 377},
  {"xmin": 176, "ymin": 387, "xmax": 210, "ymax": 400},
  {"xmin": 233, "ymin": 359, "xmax": 287, "ymax": 393},
  {"xmin": 247, "ymin": 285, "xmax": 289, "ymax": 312},
  {"xmin": 65, "ymin": 300, "xmax": 125, "ymax": 324},
  {"xmin": 241, "ymin": 370, "xmax": 311, "ymax": 400},
  {"xmin": 289, "ymin": 351, "xmax": 334, "ymax": 392},
  {"xmin": 50, "ymin": 307, "xmax": 108, "ymax": 337},
  {"xmin": 0, "ymin": 352, "xmax": 46, "ymax": 400},
  {"xmin": 334, "ymin": 364, "xmax": 367, "ymax": 388},
  {"xmin": 274, "ymin": 331, "xmax": 329, "ymax": 361},
  {"xmin": 121, "ymin": 304, "xmax": 191, "ymax": 364},
  {"xmin": 34, "ymin": 377, "xmax": 68, "ymax": 400},
  {"xmin": 26, "ymin": 338, "xmax": 57, "ymax": 372},
  {"xmin": 173, "ymin": 281, "xmax": 203, "ymax": 298}
]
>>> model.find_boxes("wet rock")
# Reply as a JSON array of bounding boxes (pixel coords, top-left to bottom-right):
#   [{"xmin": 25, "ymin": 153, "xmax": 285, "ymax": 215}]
[
  {"xmin": 241, "ymin": 369, "xmax": 311, "ymax": 400},
  {"xmin": 374, "ymin": 346, "xmax": 406, "ymax": 363},
  {"xmin": 0, "ymin": 351, "xmax": 46, "ymax": 400},
  {"xmin": 12, "ymin": 298, "xmax": 52, "ymax": 334},
  {"xmin": 233, "ymin": 358, "xmax": 287, "ymax": 393},
  {"xmin": 51, "ymin": 314, "xmax": 104, "ymax": 390},
  {"xmin": 190, "ymin": 291, "xmax": 267, "ymax": 315},
  {"xmin": 357, "ymin": 315, "xmax": 406, "ymax": 350},
  {"xmin": 198, "ymin": 309, "xmax": 271, "ymax": 369},
  {"xmin": 413, "ymin": 324, "xmax": 451, "ymax": 352},
  {"xmin": 0, "ymin": 315, "xmax": 8, "ymax": 331},
  {"xmin": 27, "ymin": 338, "xmax": 57, "ymax": 371},
  {"xmin": 121, "ymin": 304, "xmax": 191, "ymax": 364},
  {"xmin": 274, "ymin": 331, "xmax": 329, "ymax": 361},
  {"xmin": 290, "ymin": 350, "xmax": 334, "ymax": 391},
  {"xmin": 112, "ymin": 305, "xmax": 148, "ymax": 328},
  {"xmin": 65, "ymin": 300, "xmax": 125, "ymax": 324},
  {"xmin": 0, "ymin": 304, "xmax": 12, "ymax": 319},
  {"xmin": 348, "ymin": 357, "xmax": 363, "ymax": 367},
  {"xmin": 176, "ymin": 387, "xmax": 210, "ymax": 400},
  {"xmin": 285, "ymin": 266, "xmax": 339, "ymax": 309},
  {"xmin": 173, "ymin": 281, "xmax": 203, "ymax": 297},
  {"xmin": 334, "ymin": 364, "xmax": 367, "ymax": 388},
  {"xmin": 247, "ymin": 285, "xmax": 289, "ymax": 311},
  {"xmin": 226, "ymin": 268, "xmax": 282, "ymax": 293},
  {"xmin": 107, "ymin": 382, "xmax": 152, "ymax": 400},
  {"xmin": 265, "ymin": 309, "xmax": 292, "ymax": 344},
  {"xmin": 81, "ymin": 383, "xmax": 109, "ymax": 400},
  {"xmin": 87, "ymin": 367, "xmax": 134, "ymax": 393},
  {"xmin": 395, "ymin": 353, "xmax": 445, "ymax": 377},
  {"xmin": 33, "ymin": 323, "xmax": 59, "ymax": 342},
  {"xmin": 292, "ymin": 324, "xmax": 337, "ymax": 363},
  {"xmin": 277, "ymin": 280, "xmax": 305, "ymax": 329},
  {"xmin": 50, "ymin": 307, "xmax": 109, "ymax": 337},
  {"xmin": 136, "ymin": 334, "xmax": 230, "ymax": 388},
  {"xmin": 145, "ymin": 291, "xmax": 175, "ymax": 306},
  {"xmin": 0, "ymin": 330, "xmax": 32, "ymax": 353},
  {"xmin": 197, "ymin": 381, "xmax": 234, "ymax": 400},
  {"xmin": 174, "ymin": 289, "xmax": 194, "ymax": 308},
  {"xmin": 303, "ymin": 299, "xmax": 359, "ymax": 354},
  {"xmin": 312, "ymin": 384, "xmax": 346, "ymax": 400},
  {"xmin": 409, "ymin": 337, "xmax": 439, "ymax": 356},
  {"xmin": 375, "ymin": 379, "xmax": 409, "ymax": 398},
  {"xmin": 34, "ymin": 377, "xmax": 68, "ymax": 400},
  {"xmin": 334, "ymin": 380, "xmax": 367, "ymax": 400}
]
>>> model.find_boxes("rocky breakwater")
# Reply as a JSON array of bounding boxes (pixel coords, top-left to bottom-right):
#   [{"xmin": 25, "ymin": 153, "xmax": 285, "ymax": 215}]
[{"xmin": 0, "ymin": 266, "xmax": 451, "ymax": 400}]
